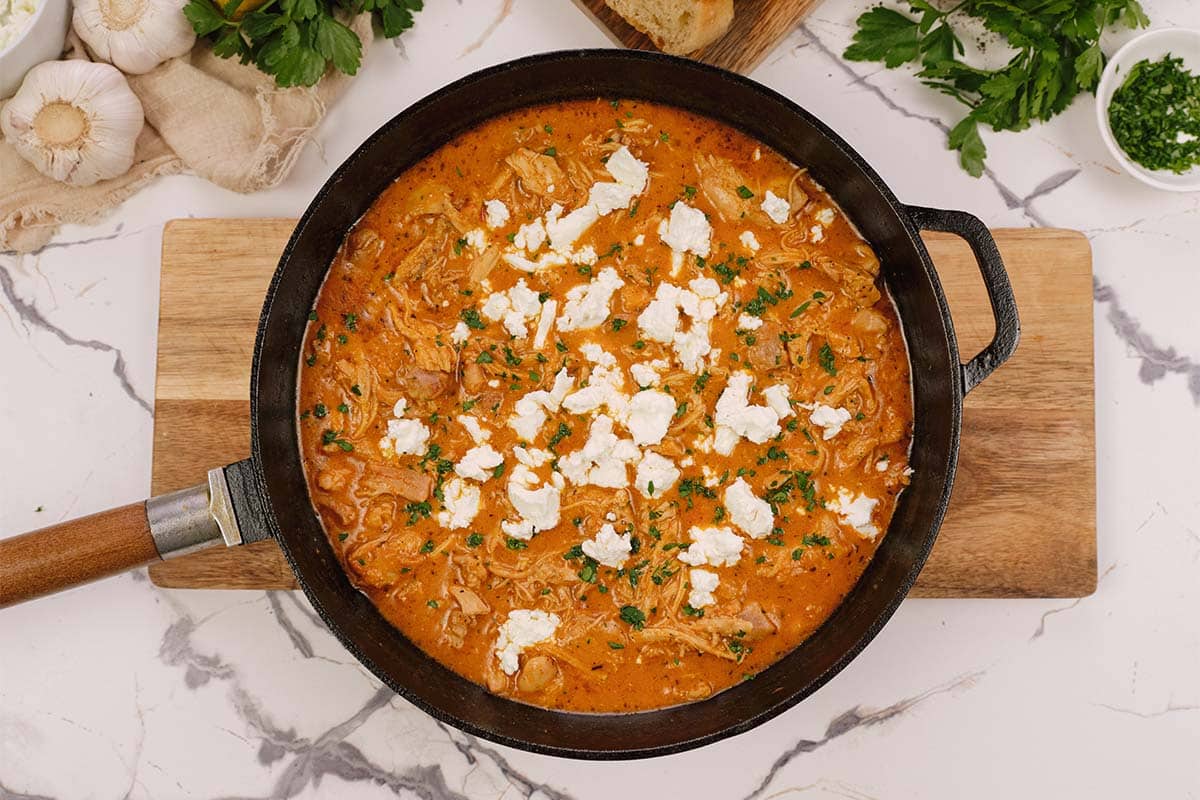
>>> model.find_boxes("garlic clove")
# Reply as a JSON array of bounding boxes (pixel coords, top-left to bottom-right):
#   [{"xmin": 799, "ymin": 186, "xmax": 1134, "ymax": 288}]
[
  {"xmin": 73, "ymin": 0, "xmax": 196, "ymax": 75},
  {"xmin": 0, "ymin": 61, "xmax": 144, "ymax": 187}
]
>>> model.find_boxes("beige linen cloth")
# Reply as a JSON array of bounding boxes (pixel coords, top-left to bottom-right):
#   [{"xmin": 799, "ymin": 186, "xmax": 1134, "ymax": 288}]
[{"xmin": 0, "ymin": 14, "xmax": 371, "ymax": 253}]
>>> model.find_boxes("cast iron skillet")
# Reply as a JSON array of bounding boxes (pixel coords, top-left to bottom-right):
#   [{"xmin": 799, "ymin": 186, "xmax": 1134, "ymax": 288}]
[{"xmin": 0, "ymin": 50, "xmax": 1018, "ymax": 758}]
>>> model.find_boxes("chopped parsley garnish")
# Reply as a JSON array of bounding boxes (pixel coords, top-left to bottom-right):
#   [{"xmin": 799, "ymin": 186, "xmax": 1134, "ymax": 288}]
[
  {"xmin": 452, "ymin": 237, "xmax": 468, "ymax": 256},
  {"xmin": 313, "ymin": 403, "xmax": 327, "ymax": 418},
  {"xmin": 1109, "ymin": 55, "xmax": 1200, "ymax": 174},
  {"xmin": 611, "ymin": 318, "xmax": 628, "ymax": 332},
  {"xmin": 608, "ymin": 641, "xmax": 626, "ymax": 650},
  {"xmin": 350, "ymin": 384, "xmax": 362, "ymax": 396},
  {"xmin": 547, "ymin": 422, "xmax": 572, "ymax": 450},
  {"xmin": 677, "ymin": 477, "xmax": 717, "ymax": 509},
  {"xmin": 475, "ymin": 351, "xmax": 494, "ymax": 364},
  {"xmin": 418, "ymin": 537, "xmax": 435, "ymax": 553},
  {"xmin": 466, "ymin": 533, "xmax": 484, "ymax": 548},
  {"xmin": 343, "ymin": 313, "xmax": 358, "ymax": 331},
  {"xmin": 682, "ymin": 603, "xmax": 705, "ymax": 617},
  {"xmin": 337, "ymin": 403, "xmax": 349, "ymax": 413},
  {"xmin": 491, "ymin": 463, "xmax": 506, "ymax": 479},
  {"xmin": 543, "ymin": 146, "xmax": 557, "ymax": 157},
  {"xmin": 619, "ymin": 605, "xmax": 647, "ymax": 630},
  {"xmin": 683, "ymin": 184, "xmax": 697, "ymax": 198},
  {"xmin": 818, "ymin": 343, "xmax": 838, "ymax": 376},
  {"xmin": 736, "ymin": 184, "xmax": 754, "ymax": 199},
  {"xmin": 578, "ymin": 556, "xmax": 598, "ymax": 583},
  {"xmin": 338, "ymin": 532, "xmax": 349, "ymax": 541},
  {"xmin": 503, "ymin": 346, "xmax": 522, "ymax": 367},
  {"xmin": 460, "ymin": 308, "xmax": 486, "ymax": 330},
  {"xmin": 693, "ymin": 371, "xmax": 711, "ymax": 393},
  {"xmin": 803, "ymin": 534, "xmax": 832, "ymax": 547},
  {"xmin": 427, "ymin": 599, "xmax": 439, "ymax": 608},
  {"xmin": 674, "ymin": 401, "xmax": 688, "ymax": 419},
  {"xmin": 506, "ymin": 537, "xmax": 528, "ymax": 550}
]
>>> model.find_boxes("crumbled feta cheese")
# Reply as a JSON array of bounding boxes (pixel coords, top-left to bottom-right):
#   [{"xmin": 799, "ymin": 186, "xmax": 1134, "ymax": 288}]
[
  {"xmin": 687, "ymin": 569, "xmax": 719, "ymax": 608},
  {"xmin": 501, "ymin": 519, "xmax": 535, "ymax": 540},
  {"xmin": 634, "ymin": 451, "xmax": 680, "ymax": 498},
  {"xmin": 508, "ymin": 372, "xmax": 576, "ymax": 442},
  {"xmin": 738, "ymin": 314, "xmax": 763, "ymax": 331},
  {"xmin": 658, "ymin": 201, "xmax": 712, "ymax": 257},
  {"xmin": 637, "ymin": 282, "xmax": 682, "ymax": 343},
  {"xmin": 507, "ymin": 464, "xmax": 561, "ymax": 533},
  {"xmin": 876, "ymin": 458, "xmax": 889, "ymax": 472},
  {"xmin": 455, "ymin": 445, "xmax": 504, "ymax": 481},
  {"xmin": 513, "ymin": 219, "xmax": 547, "ymax": 252},
  {"xmin": 464, "ymin": 228, "xmax": 487, "ymax": 252},
  {"xmin": 739, "ymin": 230, "xmax": 761, "ymax": 253},
  {"xmin": 457, "ymin": 415, "xmax": 490, "ymax": 444},
  {"xmin": 681, "ymin": 277, "xmax": 727, "ymax": 322},
  {"xmin": 533, "ymin": 299, "xmax": 557, "ymax": 350},
  {"xmin": 572, "ymin": 245, "xmax": 598, "ymax": 266},
  {"xmin": 385, "ymin": 418, "xmax": 430, "ymax": 456},
  {"xmin": 829, "ymin": 488, "xmax": 879, "ymax": 539},
  {"xmin": 810, "ymin": 225, "xmax": 825, "ymax": 243},
  {"xmin": 589, "ymin": 182, "xmax": 638, "ymax": 216},
  {"xmin": 810, "ymin": 404, "xmax": 852, "ymax": 439},
  {"xmin": 762, "ymin": 384, "xmax": 792, "ymax": 419},
  {"xmin": 494, "ymin": 609, "xmax": 560, "ymax": 675},
  {"xmin": 672, "ymin": 323, "xmax": 712, "ymax": 374},
  {"xmin": 761, "ymin": 190, "xmax": 790, "ymax": 224},
  {"xmin": 605, "ymin": 145, "xmax": 649, "ymax": 193},
  {"xmin": 815, "ymin": 207, "xmax": 836, "ymax": 226},
  {"xmin": 558, "ymin": 266, "xmax": 624, "ymax": 331},
  {"xmin": 546, "ymin": 203, "xmax": 600, "ymax": 255},
  {"xmin": 484, "ymin": 199, "xmax": 510, "ymax": 229},
  {"xmin": 712, "ymin": 371, "xmax": 781, "ymax": 454},
  {"xmin": 437, "ymin": 478, "xmax": 480, "ymax": 529},
  {"xmin": 629, "ymin": 359, "xmax": 668, "ymax": 388},
  {"xmin": 633, "ymin": 234, "xmax": 645, "ymax": 246},
  {"xmin": 478, "ymin": 278, "xmax": 543, "ymax": 338},
  {"xmin": 581, "ymin": 342, "xmax": 617, "ymax": 367},
  {"xmin": 626, "ymin": 390, "xmax": 675, "ymax": 446},
  {"xmin": 677, "ymin": 526, "xmax": 744, "ymax": 567},
  {"xmin": 451, "ymin": 321, "xmax": 470, "ymax": 345},
  {"xmin": 581, "ymin": 523, "xmax": 632, "ymax": 568},
  {"xmin": 725, "ymin": 478, "xmax": 774, "ymax": 539},
  {"xmin": 557, "ymin": 414, "xmax": 639, "ymax": 488},
  {"xmin": 513, "ymin": 447, "xmax": 553, "ymax": 468},
  {"xmin": 502, "ymin": 251, "xmax": 568, "ymax": 273}
]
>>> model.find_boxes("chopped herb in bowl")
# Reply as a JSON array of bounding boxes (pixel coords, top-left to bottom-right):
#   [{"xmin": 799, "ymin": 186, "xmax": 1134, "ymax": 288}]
[{"xmin": 1108, "ymin": 55, "xmax": 1200, "ymax": 174}]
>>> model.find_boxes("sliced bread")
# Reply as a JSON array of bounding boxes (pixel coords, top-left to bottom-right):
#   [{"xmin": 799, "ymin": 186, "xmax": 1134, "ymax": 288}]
[{"xmin": 604, "ymin": 0, "xmax": 735, "ymax": 55}]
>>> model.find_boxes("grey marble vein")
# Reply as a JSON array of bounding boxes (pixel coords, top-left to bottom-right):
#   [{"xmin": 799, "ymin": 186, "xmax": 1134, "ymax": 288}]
[
  {"xmin": 742, "ymin": 671, "xmax": 983, "ymax": 800},
  {"xmin": 1096, "ymin": 702, "xmax": 1200, "ymax": 719},
  {"xmin": 0, "ymin": 781, "xmax": 57, "ymax": 800},
  {"xmin": 1030, "ymin": 599, "xmax": 1083, "ymax": 640},
  {"xmin": 26, "ymin": 223, "xmax": 129, "ymax": 254},
  {"xmin": 156, "ymin": 595, "xmax": 541, "ymax": 800},
  {"xmin": 1094, "ymin": 278, "xmax": 1200, "ymax": 402},
  {"xmin": 435, "ymin": 723, "xmax": 578, "ymax": 800},
  {"xmin": 0, "ymin": 265, "xmax": 153, "ymax": 414},
  {"xmin": 266, "ymin": 592, "xmax": 316, "ymax": 658}
]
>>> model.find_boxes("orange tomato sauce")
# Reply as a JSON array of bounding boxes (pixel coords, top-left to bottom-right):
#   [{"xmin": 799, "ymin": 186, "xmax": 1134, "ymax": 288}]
[{"xmin": 298, "ymin": 99, "xmax": 912, "ymax": 712}]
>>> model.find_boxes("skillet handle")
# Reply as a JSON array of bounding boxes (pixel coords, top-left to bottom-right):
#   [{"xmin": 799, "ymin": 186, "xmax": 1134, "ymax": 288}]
[
  {"xmin": 907, "ymin": 205, "xmax": 1020, "ymax": 394},
  {"xmin": 0, "ymin": 468, "xmax": 240, "ymax": 609}
]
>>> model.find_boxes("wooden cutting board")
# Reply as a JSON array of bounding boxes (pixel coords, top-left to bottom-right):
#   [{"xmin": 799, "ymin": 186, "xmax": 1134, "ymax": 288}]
[
  {"xmin": 577, "ymin": 0, "xmax": 821, "ymax": 75},
  {"xmin": 149, "ymin": 220, "xmax": 1096, "ymax": 598}
]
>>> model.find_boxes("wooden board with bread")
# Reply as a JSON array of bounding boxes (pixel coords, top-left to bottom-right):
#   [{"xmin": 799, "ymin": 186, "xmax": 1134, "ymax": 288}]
[{"xmin": 579, "ymin": 0, "xmax": 823, "ymax": 74}]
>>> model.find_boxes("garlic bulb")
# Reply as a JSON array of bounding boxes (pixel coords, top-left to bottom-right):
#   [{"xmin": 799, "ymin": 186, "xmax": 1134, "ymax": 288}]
[
  {"xmin": 73, "ymin": 0, "xmax": 196, "ymax": 74},
  {"xmin": 0, "ymin": 61, "xmax": 144, "ymax": 187}
]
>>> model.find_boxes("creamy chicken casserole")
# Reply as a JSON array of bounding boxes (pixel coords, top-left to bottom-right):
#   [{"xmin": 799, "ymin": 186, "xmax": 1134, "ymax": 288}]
[{"xmin": 298, "ymin": 99, "xmax": 913, "ymax": 712}]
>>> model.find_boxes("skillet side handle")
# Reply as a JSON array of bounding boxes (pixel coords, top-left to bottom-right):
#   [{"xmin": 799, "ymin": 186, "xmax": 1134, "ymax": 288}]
[
  {"xmin": 0, "ymin": 468, "xmax": 241, "ymax": 609},
  {"xmin": 0, "ymin": 503, "xmax": 159, "ymax": 608},
  {"xmin": 907, "ymin": 205, "xmax": 1020, "ymax": 394}
]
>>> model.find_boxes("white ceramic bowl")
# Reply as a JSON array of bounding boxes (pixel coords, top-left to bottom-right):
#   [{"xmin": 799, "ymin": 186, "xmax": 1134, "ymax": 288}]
[
  {"xmin": 0, "ymin": 0, "xmax": 71, "ymax": 100},
  {"xmin": 1096, "ymin": 27, "xmax": 1200, "ymax": 193}
]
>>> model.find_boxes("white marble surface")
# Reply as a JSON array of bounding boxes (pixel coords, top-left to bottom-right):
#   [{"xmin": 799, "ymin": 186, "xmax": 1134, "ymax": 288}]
[{"xmin": 2, "ymin": 1, "xmax": 1199, "ymax": 797}]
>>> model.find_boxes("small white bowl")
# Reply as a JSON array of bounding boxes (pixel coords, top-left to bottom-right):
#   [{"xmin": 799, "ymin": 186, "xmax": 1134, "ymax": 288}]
[
  {"xmin": 1095, "ymin": 27, "xmax": 1200, "ymax": 193},
  {"xmin": 0, "ymin": 0, "xmax": 71, "ymax": 100}
]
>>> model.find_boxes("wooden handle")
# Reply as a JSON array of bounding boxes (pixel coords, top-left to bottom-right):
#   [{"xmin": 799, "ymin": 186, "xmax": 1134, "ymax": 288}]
[{"xmin": 0, "ymin": 503, "xmax": 161, "ymax": 608}]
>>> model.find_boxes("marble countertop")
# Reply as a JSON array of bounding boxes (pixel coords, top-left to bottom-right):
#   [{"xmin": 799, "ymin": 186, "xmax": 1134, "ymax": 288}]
[{"xmin": 2, "ymin": 1, "xmax": 1198, "ymax": 797}]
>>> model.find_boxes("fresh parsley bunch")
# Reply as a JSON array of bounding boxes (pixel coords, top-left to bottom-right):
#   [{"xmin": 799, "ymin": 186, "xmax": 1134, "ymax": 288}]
[
  {"xmin": 844, "ymin": 0, "xmax": 1149, "ymax": 176},
  {"xmin": 184, "ymin": 0, "xmax": 423, "ymax": 87}
]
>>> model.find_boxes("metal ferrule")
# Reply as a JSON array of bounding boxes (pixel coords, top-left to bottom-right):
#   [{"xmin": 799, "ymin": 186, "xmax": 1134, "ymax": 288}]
[{"xmin": 145, "ymin": 468, "xmax": 243, "ymax": 559}]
